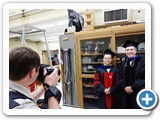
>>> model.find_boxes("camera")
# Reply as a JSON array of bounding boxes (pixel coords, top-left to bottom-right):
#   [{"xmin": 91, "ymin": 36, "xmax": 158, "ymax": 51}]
[{"xmin": 37, "ymin": 64, "xmax": 61, "ymax": 83}]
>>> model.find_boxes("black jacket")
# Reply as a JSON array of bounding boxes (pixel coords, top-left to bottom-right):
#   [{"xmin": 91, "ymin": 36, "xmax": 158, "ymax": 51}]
[{"xmin": 117, "ymin": 56, "xmax": 145, "ymax": 109}]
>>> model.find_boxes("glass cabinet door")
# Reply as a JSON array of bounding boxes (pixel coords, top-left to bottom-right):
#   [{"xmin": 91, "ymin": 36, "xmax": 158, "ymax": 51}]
[
  {"xmin": 80, "ymin": 38, "xmax": 111, "ymax": 75},
  {"xmin": 80, "ymin": 37, "xmax": 111, "ymax": 109}
]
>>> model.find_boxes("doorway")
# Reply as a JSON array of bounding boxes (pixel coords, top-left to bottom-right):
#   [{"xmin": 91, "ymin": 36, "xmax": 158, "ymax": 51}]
[{"xmin": 41, "ymin": 49, "xmax": 59, "ymax": 66}]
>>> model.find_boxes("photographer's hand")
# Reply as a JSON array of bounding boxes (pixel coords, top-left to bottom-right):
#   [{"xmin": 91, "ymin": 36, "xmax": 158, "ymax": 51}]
[
  {"xmin": 43, "ymin": 68, "xmax": 61, "ymax": 109},
  {"xmin": 43, "ymin": 68, "xmax": 60, "ymax": 87}
]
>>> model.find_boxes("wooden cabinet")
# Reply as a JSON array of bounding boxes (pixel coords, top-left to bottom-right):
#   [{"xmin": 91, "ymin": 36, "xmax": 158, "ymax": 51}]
[{"xmin": 75, "ymin": 23, "xmax": 145, "ymax": 108}]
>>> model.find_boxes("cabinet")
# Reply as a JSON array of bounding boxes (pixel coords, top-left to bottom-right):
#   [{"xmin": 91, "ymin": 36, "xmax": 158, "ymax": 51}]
[
  {"xmin": 81, "ymin": 38, "xmax": 111, "ymax": 108},
  {"xmin": 59, "ymin": 34, "xmax": 78, "ymax": 107},
  {"xmin": 75, "ymin": 23, "xmax": 145, "ymax": 108},
  {"xmin": 116, "ymin": 34, "xmax": 145, "ymax": 65},
  {"xmin": 81, "ymin": 38, "xmax": 110, "ymax": 74}
]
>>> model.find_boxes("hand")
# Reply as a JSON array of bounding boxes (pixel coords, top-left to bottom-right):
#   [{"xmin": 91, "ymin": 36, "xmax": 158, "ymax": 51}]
[
  {"xmin": 44, "ymin": 68, "xmax": 60, "ymax": 87},
  {"xmin": 128, "ymin": 86, "xmax": 133, "ymax": 94},
  {"xmin": 124, "ymin": 86, "xmax": 133, "ymax": 94},
  {"xmin": 104, "ymin": 88, "xmax": 111, "ymax": 94}
]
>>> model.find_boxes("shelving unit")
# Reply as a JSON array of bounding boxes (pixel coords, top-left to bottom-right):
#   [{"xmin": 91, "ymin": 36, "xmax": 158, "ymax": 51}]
[
  {"xmin": 116, "ymin": 51, "xmax": 145, "ymax": 55},
  {"xmin": 83, "ymin": 83, "xmax": 94, "ymax": 87},
  {"xmin": 81, "ymin": 53, "xmax": 103, "ymax": 56},
  {"xmin": 75, "ymin": 23, "xmax": 145, "ymax": 108},
  {"xmin": 83, "ymin": 95, "xmax": 98, "ymax": 99},
  {"xmin": 82, "ymin": 62, "xmax": 103, "ymax": 64}
]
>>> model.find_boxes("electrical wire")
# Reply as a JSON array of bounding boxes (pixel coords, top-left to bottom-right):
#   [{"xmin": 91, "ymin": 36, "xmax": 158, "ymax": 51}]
[{"xmin": 62, "ymin": 48, "xmax": 75, "ymax": 105}]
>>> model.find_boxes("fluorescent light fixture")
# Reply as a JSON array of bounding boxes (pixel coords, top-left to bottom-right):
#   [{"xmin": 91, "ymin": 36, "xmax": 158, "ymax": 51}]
[{"xmin": 9, "ymin": 34, "xmax": 21, "ymax": 38}]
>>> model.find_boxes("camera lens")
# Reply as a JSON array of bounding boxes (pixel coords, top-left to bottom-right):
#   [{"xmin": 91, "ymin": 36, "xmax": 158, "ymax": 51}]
[{"xmin": 46, "ymin": 68, "xmax": 60, "ymax": 76}]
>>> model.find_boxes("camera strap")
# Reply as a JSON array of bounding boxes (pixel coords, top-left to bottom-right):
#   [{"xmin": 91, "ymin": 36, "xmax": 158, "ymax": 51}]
[{"xmin": 43, "ymin": 83, "xmax": 50, "ymax": 90}]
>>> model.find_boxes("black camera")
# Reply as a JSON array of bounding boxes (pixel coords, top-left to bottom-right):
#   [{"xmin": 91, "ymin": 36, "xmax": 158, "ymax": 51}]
[{"xmin": 37, "ymin": 64, "xmax": 61, "ymax": 83}]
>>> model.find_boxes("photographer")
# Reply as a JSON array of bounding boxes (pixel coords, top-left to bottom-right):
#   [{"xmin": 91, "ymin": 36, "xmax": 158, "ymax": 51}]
[{"xmin": 9, "ymin": 46, "xmax": 61, "ymax": 109}]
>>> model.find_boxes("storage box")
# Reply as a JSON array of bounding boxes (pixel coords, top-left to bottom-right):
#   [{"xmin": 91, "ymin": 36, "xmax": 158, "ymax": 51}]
[
  {"xmin": 138, "ymin": 42, "xmax": 145, "ymax": 51},
  {"xmin": 117, "ymin": 46, "xmax": 126, "ymax": 53}
]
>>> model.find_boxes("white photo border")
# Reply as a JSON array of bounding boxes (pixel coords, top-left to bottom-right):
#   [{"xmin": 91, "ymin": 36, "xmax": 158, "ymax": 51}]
[{"xmin": 3, "ymin": 2, "xmax": 151, "ymax": 115}]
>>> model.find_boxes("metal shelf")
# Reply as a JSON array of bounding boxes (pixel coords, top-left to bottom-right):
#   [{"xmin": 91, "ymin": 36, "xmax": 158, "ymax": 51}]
[
  {"xmin": 117, "ymin": 51, "xmax": 145, "ymax": 54},
  {"xmin": 83, "ymin": 95, "xmax": 98, "ymax": 99},
  {"xmin": 82, "ymin": 62, "xmax": 103, "ymax": 64},
  {"xmin": 81, "ymin": 53, "xmax": 103, "ymax": 56},
  {"xmin": 81, "ymin": 74, "xmax": 94, "ymax": 78},
  {"xmin": 82, "ymin": 71, "xmax": 96, "ymax": 74},
  {"xmin": 83, "ymin": 83, "xmax": 94, "ymax": 88}
]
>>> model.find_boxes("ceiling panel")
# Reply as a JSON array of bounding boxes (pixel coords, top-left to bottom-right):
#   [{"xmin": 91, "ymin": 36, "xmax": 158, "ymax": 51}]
[{"xmin": 9, "ymin": 9, "xmax": 85, "ymax": 42}]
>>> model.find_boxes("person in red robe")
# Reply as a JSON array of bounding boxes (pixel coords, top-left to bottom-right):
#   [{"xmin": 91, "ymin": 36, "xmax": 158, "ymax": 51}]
[{"xmin": 94, "ymin": 49, "xmax": 120, "ymax": 109}]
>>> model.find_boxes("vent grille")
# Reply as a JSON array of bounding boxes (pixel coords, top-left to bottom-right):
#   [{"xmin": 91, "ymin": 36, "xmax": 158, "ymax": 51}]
[{"xmin": 104, "ymin": 9, "xmax": 128, "ymax": 22}]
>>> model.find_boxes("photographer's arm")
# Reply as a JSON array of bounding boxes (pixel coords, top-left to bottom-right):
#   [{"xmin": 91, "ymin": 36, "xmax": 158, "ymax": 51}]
[
  {"xmin": 30, "ymin": 85, "xmax": 45, "ymax": 101},
  {"xmin": 48, "ymin": 97, "xmax": 61, "ymax": 109}
]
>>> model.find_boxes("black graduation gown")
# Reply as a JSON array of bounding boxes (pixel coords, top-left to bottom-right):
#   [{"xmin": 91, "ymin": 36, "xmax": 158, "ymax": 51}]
[
  {"xmin": 94, "ymin": 66, "xmax": 120, "ymax": 109},
  {"xmin": 117, "ymin": 56, "xmax": 145, "ymax": 109}
]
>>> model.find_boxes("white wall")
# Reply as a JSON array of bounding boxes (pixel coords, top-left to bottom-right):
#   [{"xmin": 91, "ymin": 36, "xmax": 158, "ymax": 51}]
[{"xmin": 9, "ymin": 39, "xmax": 38, "ymax": 52}]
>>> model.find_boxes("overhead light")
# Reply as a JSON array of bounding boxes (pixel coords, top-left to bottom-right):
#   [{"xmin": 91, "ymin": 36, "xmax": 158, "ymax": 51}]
[
  {"xmin": 9, "ymin": 34, "xmax": 21, "ymax": 38},
  {"xmin": 31, "ymin": 28, "xmax": 37, "ymax": 31}
]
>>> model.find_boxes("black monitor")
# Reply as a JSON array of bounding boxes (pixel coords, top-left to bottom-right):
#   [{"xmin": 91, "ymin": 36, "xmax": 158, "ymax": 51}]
[{"xmin": 67, "ymin": 9, "xmax": 84, "ymax": 32}]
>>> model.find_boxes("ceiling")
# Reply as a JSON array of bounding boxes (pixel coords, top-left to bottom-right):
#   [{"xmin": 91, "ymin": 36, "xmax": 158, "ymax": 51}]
[
  {"xmin": 9, "ymin": 9, "xmax": 85, "ymax": 42},
  {"xmin": 9, "ymin": 9, "xmax": 52, "ymax": 21}
]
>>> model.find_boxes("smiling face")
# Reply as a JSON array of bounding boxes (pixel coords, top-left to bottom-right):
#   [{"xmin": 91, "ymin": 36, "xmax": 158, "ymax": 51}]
[
  {"xmin": 125, "ymin": 46, "xmax": 137, "ymax": 58},
  {"xmin": 103, "ymin": 54, "xmax": 112, "ymax": 66}
]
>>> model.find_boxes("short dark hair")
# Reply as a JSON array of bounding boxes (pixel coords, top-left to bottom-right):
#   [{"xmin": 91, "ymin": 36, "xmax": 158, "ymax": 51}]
[{"xmin": 9, "ymin": 47, "xmax": 40, "ymax": 81}]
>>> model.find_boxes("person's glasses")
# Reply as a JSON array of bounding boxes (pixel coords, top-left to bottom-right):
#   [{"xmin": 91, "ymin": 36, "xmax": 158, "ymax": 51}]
[{"xmin": 104, "ymin": 58, "xmax": 112, "ymax": 60}]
